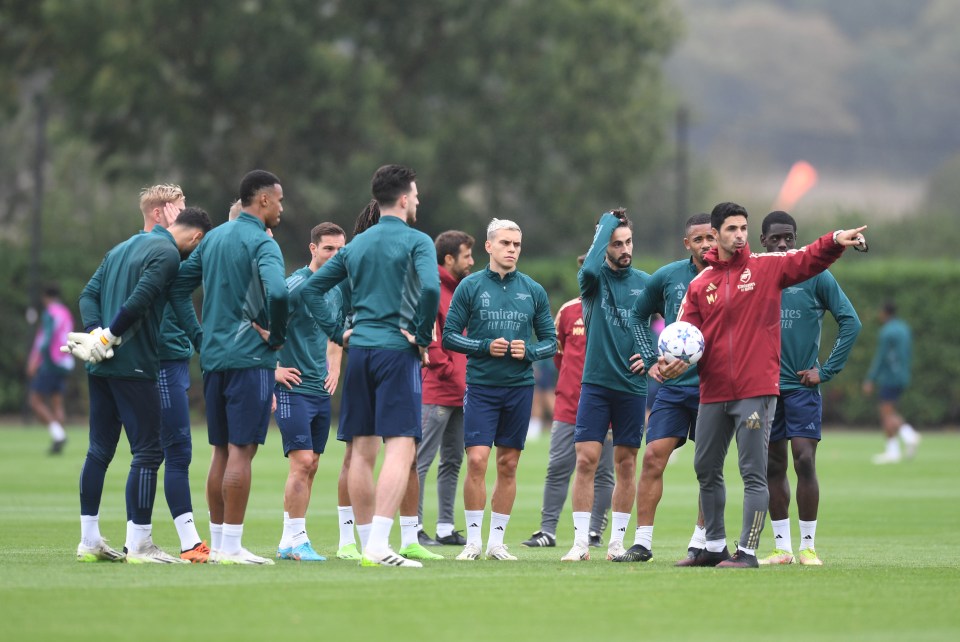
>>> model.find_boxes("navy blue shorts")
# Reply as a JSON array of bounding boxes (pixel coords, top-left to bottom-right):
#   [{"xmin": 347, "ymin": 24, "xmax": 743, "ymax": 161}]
[
  {"xmin": 275, "ymin": 388, "xmax": 331, "ymax": 456},
  {"xmin": 463, "ymin": 384, "xmax": 534, "ymax": 450},
  {"xmin": 88, "ymin": 374, "xmax": 162, "ymax": 464},
  {"xmin": 31, "ymin": 366, "xmax": 68, "ymax": 395},
  {"xmin": 158, "ymin": 360, "xmax": 192, "ymax": 449},
  {"xmin": 203, "ymin": 368, "xmax": 273, "ymax": 446},
  {"xmin": 878, "ymin": 385, "xmax": 904, "ymax": 402},
  {"xmin": 771, "ymin": 388, "xmax": 823, "ymax": 442},
  {"xmin": 339, "ymin": 347, "xmax": 422, "ymax": 441},
  {"xmin": 646, "ymin": 384, "xmax": 700, "ymax": 447},
  {"xmin": 575, "ymin": 383, "xmax": 645, "ymax": 448},
  {"xmin": 645, "ymin": 378, "xmax": 661, "ymax": 411}
]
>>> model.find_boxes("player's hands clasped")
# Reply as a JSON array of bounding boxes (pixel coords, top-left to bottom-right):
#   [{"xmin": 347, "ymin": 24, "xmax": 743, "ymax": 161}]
[
  {"xmin": 61, "ymin": 327, "xmax": 121, "ymax": 364},
  {"xmin": 489, "ymin": 337, "xmax": 510, "ymax": 357}
]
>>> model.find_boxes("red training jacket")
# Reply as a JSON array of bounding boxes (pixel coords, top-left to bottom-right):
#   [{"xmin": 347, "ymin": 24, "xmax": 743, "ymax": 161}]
[
  {"xmin": 422, "ymin": 266, "xmax": 468, "ymax": 406},
  {"xmin": 678, "ymin": 234, "xmax": 845, "ymax": 404},
  {"xmin": 553, "ymin": 297, "xmax": 586, "ymax": 424}
]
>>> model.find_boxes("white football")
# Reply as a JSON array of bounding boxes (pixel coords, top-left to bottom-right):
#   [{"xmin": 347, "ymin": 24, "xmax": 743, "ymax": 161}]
[{"xmin": 657, "ymin": 321, "xmax": 705, "ymax": 365}]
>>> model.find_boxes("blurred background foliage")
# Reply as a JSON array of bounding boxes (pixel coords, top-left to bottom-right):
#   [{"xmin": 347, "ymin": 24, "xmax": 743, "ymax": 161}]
[{"xmin": 1, "ymin": 0, "xmax": 958, "ymax": 421}]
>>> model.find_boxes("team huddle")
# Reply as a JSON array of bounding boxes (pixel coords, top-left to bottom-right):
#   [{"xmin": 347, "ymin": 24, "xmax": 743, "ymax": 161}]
[{"xmin": 63, "ymin": 165, "xmax": 870, "ymax": 568}]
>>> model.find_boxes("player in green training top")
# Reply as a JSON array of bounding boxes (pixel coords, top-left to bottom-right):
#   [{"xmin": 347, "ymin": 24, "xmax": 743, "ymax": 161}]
[
  {"xmin": 68, "ymin": 207, "xmax": 211, "ymax": 564},
  {"xmin": 301, "ymin": 165, "xmax": 440, "ymax": 568},
  {"xmin": 864, "ymin": 301, "xmax": 919, "ymax": 464},
  {"xmin": 621, "ymin": 213, "xmax": 714, "ymax": 564},
  {"xmin": 755, "ymin": 211, "xmax": 861, "ymax": 566},
  {"xmin": 169, "ymin": 170, "xmax": 289, "ymax": 565},
  {"xmin": 443, "ymin": 218, "xmax": 557, "ymax": 561},
  {"xmin": 563, "ymin": 209, "xmax": 649, "ymax": 563},
  {"xmin": 272, "ymin": 222, "xmax": 347, "ymax": 563}
]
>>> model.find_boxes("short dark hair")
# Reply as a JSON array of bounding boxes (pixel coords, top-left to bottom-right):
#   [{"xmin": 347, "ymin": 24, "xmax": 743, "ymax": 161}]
[
  {"xmin": 761, "ymin": 210, "xmax": 797, "ymax": 236},
  {"xmin": 311, "ymin": 222, "xmax": 345, "ymax": 245},
  {"xmin": 371, "ymin": 165, "xmax": 416, "ymax": 206},
  {"xmin": 605, "ymin": 207, "xmax": 632, "ymax": 230},
  {"xmin": 239, "ymin": 170, "xmax": 281, "ymax": 207},
  {"xmin": 882, "ymin": 300, "xmax": 897, "ymax": 317},
  {"xmin": 710, "ymin": 202, "xmax": 748, "ymax": 231},
  {"xmin": 354, "ymin": 200, "xmax": 381, "ymax": 236},
  {"xmin": 42, "ymin": 283, "xmax": 61, "ymax": 299},
  {"xmin": 435, "ymin": 230, "xmax": 475, "ymax": 265},
  {"xmin": 684, "ymin": 213, "xmax": 711, "ymax": 234},
  {"xmin": 174, "ymin": 206, "xmax": 213, "ymax": 233}
]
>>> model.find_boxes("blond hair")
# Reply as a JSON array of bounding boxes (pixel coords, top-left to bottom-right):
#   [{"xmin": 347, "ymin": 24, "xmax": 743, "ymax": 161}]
[
  {"xmin": 486, "ymin": 218, "xmax": 521, "ymax": 241},
  {"xmin": 139, "ymin": 184, "xmax": 184, "ymax": 215}
]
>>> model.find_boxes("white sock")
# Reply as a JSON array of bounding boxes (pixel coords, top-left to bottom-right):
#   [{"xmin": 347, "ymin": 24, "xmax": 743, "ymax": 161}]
[
  {"xmin": 527, "ymin": 418, "xmax": 542, "ymax": 440},
  {"xmin": 886, "ymin": 437, "xmax": 901, "ymax": 457},
  {"xmin": 279, "ymin": 512, "xmax": 291, "ymax": 549},
  {"xmin": 287, "ymin": 517, "xmax": 307, "ymax": 548},
  {"xmin": 634, "ymin": 525, "xmax": 653, "ymax": 549},
  {"xmin": 80, "ymin": 513, "xmax": 101, "ymax": 548},
  {"xmin": 465, "ymin": 510, "xmax": 484, "ymax": 548},
  {"xmin": 210, "ymin": 523, "xmax": 223, "ymax": 551},
  {"xmin": 357, "ymin": 523, "xmax": 372, "ymax": 551},
  {"xmin": 771, "ymin": 518, "xmax": 793, "ymax": 553},
  {"xmin": 688, "ymin": 524, "xmax": 706, "ymax": 550},
  {"xmin": 705, "ymin": 538, "xmax": 726, "ymax": 553},
  {"xmin": 366, "ymin": 515, "xmax": 393, "ymax": 554},
  {"xmin": 899, "ymin": 423, "xmax": 919, "ymax": 443},
  {"xmin": 173, "ymin": 512, "xmax": 201, "ymax": 551},
  {"xmin": 125, "ymin": 521, "xmax": 151, "ymax": 551},
  {"xmin": 337, "ymin": 506, "xmax": 356, "ymax": 548},
  {"xmin": 739, "ymin": 546, "xmax": 756, "ymax": 556},
  {"xmin": 610, "ymin": 512, "xmax": 630, "ymax": 544},
  {"xmin": 572, "ymin": 511, "xmax": 591, "ymax": 544},
  {"xmin": 798, "ymin": 519, "xmax": 817, "ymax": 551},
  {"xmin": 399, "ymin": 515, "xmax": 419, "ymax": 549},
  {"xmin": 49, "ymin": 421, "xmax": 66, "ymax": 441},
  {"xmin": 488, "ymin": 512, "xmax": 510, "ymax": 550},
  {"xmin": 436, "ymin": 522, "xmax": 455, "ymax": 538},
  {"xmin": 221, "ymin": 523, "xmax": 243, "ymax": 555}
]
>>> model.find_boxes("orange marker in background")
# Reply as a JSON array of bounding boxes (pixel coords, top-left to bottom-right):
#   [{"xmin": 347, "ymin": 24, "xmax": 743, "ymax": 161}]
[{"xmin": 773, "ymin": 161, "xmax": 818, "ymax": 211}]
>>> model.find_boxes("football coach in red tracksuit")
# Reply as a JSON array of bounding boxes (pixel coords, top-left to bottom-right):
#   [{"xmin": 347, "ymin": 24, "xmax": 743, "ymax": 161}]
[{"xmin": 666, "ymin": 202, "xmax": 867, "ymax": 568}]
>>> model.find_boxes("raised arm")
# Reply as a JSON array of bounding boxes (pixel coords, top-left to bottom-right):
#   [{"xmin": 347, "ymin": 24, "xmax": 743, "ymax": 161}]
[
  {"xmin": 778, "ymin": 226, "xmax": 867, "ymax": 289},
  {"xmin": 578, "ymin": 212, "xmax": 620, "ymax": 298}
]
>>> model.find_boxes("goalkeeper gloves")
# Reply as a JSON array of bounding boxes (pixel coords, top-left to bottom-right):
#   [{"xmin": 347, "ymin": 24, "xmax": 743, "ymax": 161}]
[{"xmin": 60, "ymin": 327, "xmax": 122, "ymax": 364}]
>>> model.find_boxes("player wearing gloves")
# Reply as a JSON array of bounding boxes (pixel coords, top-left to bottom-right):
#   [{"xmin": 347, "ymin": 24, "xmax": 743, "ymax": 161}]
[{"xmin": 70, "ymin": 207, "xmax": 211, "ymax": 564}]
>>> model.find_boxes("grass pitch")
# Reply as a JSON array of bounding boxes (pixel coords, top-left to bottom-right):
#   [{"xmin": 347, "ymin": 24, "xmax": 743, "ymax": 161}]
[{"xmin": 1, "ymin": 424, "xmax": 958, "ymax": 641}]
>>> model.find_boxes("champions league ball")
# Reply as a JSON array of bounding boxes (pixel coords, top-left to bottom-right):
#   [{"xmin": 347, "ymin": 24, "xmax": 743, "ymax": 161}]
[{"xmin": 657, "ymin": 321, "xmax": 705, "ymax": 365}]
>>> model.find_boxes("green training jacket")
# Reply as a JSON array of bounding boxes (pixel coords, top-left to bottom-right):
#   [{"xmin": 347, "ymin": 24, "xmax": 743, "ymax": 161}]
[
  {"xmin": 443, "ymin": 265, "xmax": 556, "ymax": 387},
  {"xmin": 79, "ymin": 227, "xmax": 181, "ymax": 380},
  {"xmin": 168, "ymin": 212, "xmax": 288, "ymax": 372}
]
